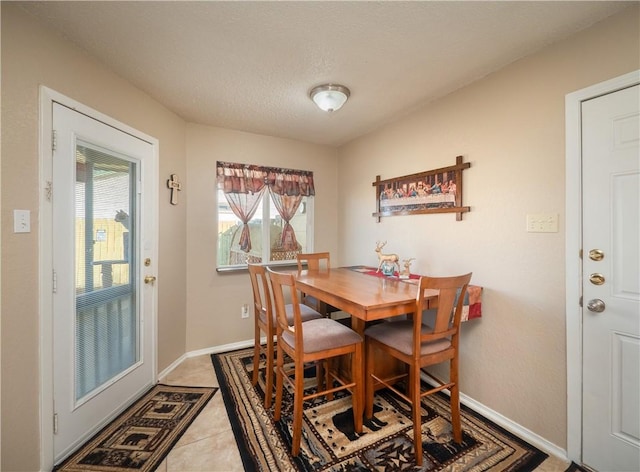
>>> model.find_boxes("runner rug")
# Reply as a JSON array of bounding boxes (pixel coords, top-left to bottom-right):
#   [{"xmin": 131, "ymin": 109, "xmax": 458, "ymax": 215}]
[
  {"xmin": 53, "ymin": 384, "xmax": 217, "ymax": 472},
  {"xmin": 212, "ymin": 347, "xmax": 548, "ymax": 472}
]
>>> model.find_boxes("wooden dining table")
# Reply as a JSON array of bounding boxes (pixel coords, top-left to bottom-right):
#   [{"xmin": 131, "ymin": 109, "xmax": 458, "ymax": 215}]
[{"xmin": 295, "ymin": 266, "xmax": 438, "ymax": 335}]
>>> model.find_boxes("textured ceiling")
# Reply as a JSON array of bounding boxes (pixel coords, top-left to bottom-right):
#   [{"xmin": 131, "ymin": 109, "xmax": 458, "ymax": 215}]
[{"xmin": 17, "ymin": 1, "xmax": 629, "ymax": 146}]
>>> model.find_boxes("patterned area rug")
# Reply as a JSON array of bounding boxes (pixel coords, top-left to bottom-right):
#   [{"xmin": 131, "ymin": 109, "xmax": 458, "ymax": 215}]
[
  {"xmin": 53, "ymin": 384, "xmax": 217, "ymax": 472},
  {"xmin": 212, "ymin": 347, "xmax": 548, "ymax": 472}
]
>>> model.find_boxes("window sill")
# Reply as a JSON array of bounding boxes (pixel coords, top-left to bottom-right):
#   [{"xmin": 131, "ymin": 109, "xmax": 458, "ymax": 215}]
[{"xmin": 216, "ymin": 262, "xmax": 298, "ymax": 274}]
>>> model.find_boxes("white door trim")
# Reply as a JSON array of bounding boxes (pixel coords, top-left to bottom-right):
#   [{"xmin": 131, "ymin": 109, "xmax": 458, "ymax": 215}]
[
  {"xmin": 38, "ymin": 87, "xmax": 159, "ymax": 471},
  {"xmin": 565, "ymin": 70, "xmax": 640, "ymax": 464}
]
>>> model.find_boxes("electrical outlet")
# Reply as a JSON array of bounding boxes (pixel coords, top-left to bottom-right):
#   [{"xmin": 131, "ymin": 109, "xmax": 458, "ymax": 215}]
[{"xmin": 241, "ymin": 304, "xmax": 249, "ymax": 319}]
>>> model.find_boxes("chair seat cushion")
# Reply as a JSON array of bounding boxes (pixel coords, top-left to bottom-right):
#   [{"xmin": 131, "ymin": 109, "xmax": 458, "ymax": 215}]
[
  {"xmin": 260, "ymin": 303, "xmax": 323, "ymax": 325},
  {"xmin": 282, "ymin": 318, "xmax": 362, "ymax": 354},
  {"xmin": 291, "ymin": 303, "xmax": 325, "ymax": 322},
  {"xmin": 365, "ymin": 320, "xmax": 451, "ymax": 356}
]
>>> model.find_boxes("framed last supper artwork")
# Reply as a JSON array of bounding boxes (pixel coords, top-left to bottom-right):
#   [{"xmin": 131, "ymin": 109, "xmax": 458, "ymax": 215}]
[{"xmin": 373, "ymin": 155, "xmax": 471, "ymax": 221}]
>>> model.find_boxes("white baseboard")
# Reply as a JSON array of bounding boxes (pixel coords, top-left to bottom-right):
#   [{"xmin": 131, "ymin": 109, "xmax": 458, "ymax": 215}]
[
  {"xmin": 157, "ymin": 353, "xmax": 189, "ymax": 380},
  {"xmin": 461, "ymin": 392, "xmax": 567, "ymax": 460},
  {"xmin": 158, "ymin": 338, "xmax": 256, "ymax": 380},
  {"xmin": 422, "ymin": 374, "xmax": 568, "ymax": 461},
  {"xmin": 190, "ymin": 339, "xmax": 256, "ymax": 357}
]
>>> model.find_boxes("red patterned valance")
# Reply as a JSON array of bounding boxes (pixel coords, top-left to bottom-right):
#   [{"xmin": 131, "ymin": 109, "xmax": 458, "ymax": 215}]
[{"xmin": 216, "ymin": 161, "xmax": 315, "ymax": 196}]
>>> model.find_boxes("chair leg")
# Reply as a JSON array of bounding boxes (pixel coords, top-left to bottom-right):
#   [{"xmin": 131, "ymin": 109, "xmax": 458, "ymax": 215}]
[
  {"xmin": 450, "ymin": 357, "xmax": 462, "ymax": 443},
  {"xmin": 315, "ymin": 360, "xmax": 324, "ymax": 396},
  {"xmin": 450, "ymin": 383, "xmax": 462, "ymax": 443},
  {"xmin": 352, "ymin": 343, "xmax": 363, "ymax": 434},
  {"xmin": 291, "ymin": 360, "xmax": 305, "ymax": 457},
  {"xmin": 264, "ymin": 334, "xmax": 274, "ymax": 408},
  {"xmin": 252, "ymin": 326, "xmax": 261, "ymax": 387},
  {"xmin": 365, "ymin": 340, "xmax": 375, "ymax": 419},
  {"xmin": 325, "ymin": 358, "xmax": 333, "ymax": 401},
  {"xmin": 411, "ymin": 363, "xmax": 423, "ymax": 466},
  {"xmin": 274, "ymin": 346, "xmax": 284, "ymax": 421}
]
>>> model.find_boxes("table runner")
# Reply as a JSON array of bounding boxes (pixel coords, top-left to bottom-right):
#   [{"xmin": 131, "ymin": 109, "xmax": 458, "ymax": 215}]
[{"xmin": 347, "ymin": 265, "xmax": 482, "ymax": 321}]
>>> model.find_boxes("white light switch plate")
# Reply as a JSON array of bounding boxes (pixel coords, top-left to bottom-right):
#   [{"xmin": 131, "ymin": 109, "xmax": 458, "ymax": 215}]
[
  {"xmin": 13, "ymin": 209, "xmax": 31, "ymax": 233},
  {"xmin": 526, "ymin": 213, "xmax": 558, "ymax": 233}
]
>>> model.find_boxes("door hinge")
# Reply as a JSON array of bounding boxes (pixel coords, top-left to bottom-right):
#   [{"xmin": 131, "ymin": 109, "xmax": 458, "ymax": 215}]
[
  {"xmin": 52, "ymin": 129, "xmax": 57, "ymax": 152},
  {"xmin": 579, "ymin": 296, "xmax": 583, "ymax": 307},
  {"xmin": 53, "ymin": 413, "xmax": 59, "ymax": 434},
  {"xmin": 45, "ymin": 181, "xmax": 53, "ymax": 202},
  {"xmin": 52, "ymin": 270, "xmax": 58, "ymax": 294},
  {"xmin": 579, "ymin": 249, "xmax": 583, "ymax": 259}
]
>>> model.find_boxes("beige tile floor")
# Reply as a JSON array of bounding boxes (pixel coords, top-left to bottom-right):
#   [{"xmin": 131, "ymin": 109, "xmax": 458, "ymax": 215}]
[
  {"xmin": 157, "ymin": 354, "xmax": 244, "ymax": 472},
  {"xmin": 156, "ymin": 353, "xmax": 574, "ymax": 472}
]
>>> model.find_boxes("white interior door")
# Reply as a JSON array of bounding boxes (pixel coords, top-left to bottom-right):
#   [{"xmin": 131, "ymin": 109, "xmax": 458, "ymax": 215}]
[
  {"xmin": 581, "ymin": 84, "xmax": 639, "ymax": 472},
  {"xmin": 52, "ymin": 103, "xmax": 157, "ymax": 462}
]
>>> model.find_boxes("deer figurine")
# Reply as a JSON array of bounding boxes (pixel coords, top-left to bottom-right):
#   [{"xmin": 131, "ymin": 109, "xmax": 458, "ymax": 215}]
[
  {"xmin": 375, "ymin": 241, "xmax": 400, "ymax": 274},
  {"xmin": 400, "ymin": 258, "xmax": 415, "ymax": 279}
]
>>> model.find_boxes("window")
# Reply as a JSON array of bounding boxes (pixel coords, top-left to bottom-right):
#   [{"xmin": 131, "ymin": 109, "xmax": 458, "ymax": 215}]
[{"xmin": 216, "ymin": 161, "xmax": 314, "ymax": 269}]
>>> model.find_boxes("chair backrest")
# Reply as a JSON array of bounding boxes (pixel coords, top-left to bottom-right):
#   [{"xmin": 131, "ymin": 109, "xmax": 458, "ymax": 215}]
[
  {"xmin": 248, "ymin": 263, "xmax": 273, "ymax": 327},
  {"xmin": 267, "ymin": 268, "xmax": 303, "ymax": 345},
  {"xmin": 296, "ymin": 252, "xmax": 331, "ymax": 272},
  {"xmin": 414, "ymin": 273, "xmax": 473, "ymax": 353}
]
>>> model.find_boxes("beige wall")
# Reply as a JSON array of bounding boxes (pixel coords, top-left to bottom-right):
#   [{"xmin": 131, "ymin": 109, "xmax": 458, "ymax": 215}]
[
  {"xmin": 185, "ymin": 124, "xmax": 339, "ymax": 351},
  {"xmin": 337, "ymin": 6, "xmax": 639, "ymax": 448},
  {"xmin": 1, "ymin": 5, "xmax": 188, "ymax": 470}
]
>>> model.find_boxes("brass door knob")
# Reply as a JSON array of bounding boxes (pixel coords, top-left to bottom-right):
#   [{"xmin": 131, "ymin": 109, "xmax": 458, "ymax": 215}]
[
  {"xmin": 144, "ymin": 275, "xmax": 157, "ymax": 285},
  {"xmin": 589, "ymin": 273, "xmax": 605, "ymax": 285},
  {"xmin": 587, "ymin": 299, "xmax": 605, "ymax": 313}
]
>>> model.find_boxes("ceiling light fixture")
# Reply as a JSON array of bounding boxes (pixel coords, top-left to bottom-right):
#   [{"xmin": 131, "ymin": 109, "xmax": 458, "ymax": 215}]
[{"xmin": 310, "ymin": 84, "xmax": 350, "ymax": 112}]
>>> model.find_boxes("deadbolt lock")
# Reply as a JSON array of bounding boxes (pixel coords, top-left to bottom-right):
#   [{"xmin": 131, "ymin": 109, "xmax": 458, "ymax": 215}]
[
  {"xmin": 589, "ymin": 249, "xmax": 604, "ymax": 261},
  {"xmin": 589, "ymin": 273, "xmax": 605, "ymax": 285},
  {"xmin": 144, "ymin": 258, "xmax": 151, "ymax": 267}
]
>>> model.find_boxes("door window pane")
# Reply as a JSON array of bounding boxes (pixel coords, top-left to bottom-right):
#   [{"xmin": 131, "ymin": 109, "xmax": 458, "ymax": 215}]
[{"xmin": 75, "ymin": 142, "xmax": 138, "ymax": 401}]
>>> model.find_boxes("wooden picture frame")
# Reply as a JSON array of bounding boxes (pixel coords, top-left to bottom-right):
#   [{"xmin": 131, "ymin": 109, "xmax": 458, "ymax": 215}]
[{"xmin": 373, "ymin": 155, "xmax": 470, "ymax": 221}]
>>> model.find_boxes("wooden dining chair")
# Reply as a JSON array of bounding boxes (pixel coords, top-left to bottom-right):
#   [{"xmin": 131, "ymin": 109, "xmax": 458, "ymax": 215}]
[
  {"xmin": 267, "ymin": 267, "xmax": 364, "ymax": 457},
  {"xmin": 364, "ymin": 272, "xmax": 472, "ymax": 466},
  {"xmin": 296, "ymin": 252, "xmax": 340, "ymax": 316},
  {"xmin": 247, "ymin": 263, "xmax": 323, "ymax": 408}
]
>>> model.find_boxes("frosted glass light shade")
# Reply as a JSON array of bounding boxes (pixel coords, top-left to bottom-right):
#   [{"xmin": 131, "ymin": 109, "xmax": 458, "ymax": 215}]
[{"xmin": 310, "ymin": 84, "xmax": 350, "ymax": 112}]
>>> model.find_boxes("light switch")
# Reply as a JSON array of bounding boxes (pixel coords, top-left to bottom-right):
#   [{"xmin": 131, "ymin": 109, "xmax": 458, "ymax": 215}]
[
  {"xmin": 13, "ymin": 209, "xmax": 31, "ymax": 233},
  {"xmin": 526, "ymin": 213, "xmax": 558, "ymax": 233}
]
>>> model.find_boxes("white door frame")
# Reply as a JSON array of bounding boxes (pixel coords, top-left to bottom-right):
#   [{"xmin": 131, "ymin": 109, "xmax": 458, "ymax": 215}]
[
  {"xmin": 38, "ymin": 87, "xmax": 159, "ymax": 471},
  {"xmin": 565, "ymin": 69, "xmax": 640, "ymax": 464}
]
